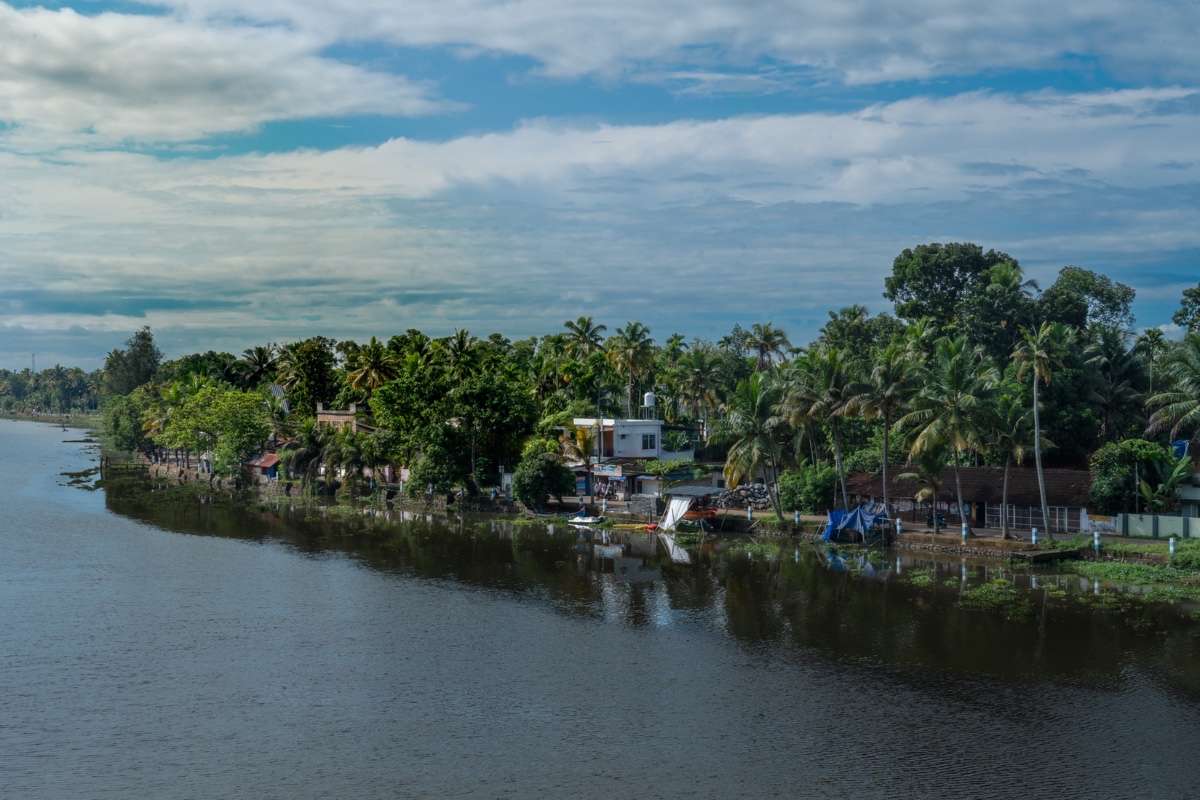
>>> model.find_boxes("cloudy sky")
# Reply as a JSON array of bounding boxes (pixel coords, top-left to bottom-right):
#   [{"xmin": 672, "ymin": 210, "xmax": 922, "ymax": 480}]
[{"xmin": 2, "ymin": 1, "xmax": 1198, "ymax": 368}]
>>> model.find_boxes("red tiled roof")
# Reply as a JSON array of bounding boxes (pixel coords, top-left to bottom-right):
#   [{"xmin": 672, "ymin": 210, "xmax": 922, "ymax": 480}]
[
  {"xmin": 846, "ymin": 466, "xmax": 1091, "ymax": 507},
  {"xmin": 247, "ymin": 453, "xmax": 280, "ymax": 469}
]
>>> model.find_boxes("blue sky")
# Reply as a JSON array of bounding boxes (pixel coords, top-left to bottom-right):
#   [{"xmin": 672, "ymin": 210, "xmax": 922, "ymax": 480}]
[{"xmin": 1, "ymin": 1, "xmax": 1198, "ymax": 368}]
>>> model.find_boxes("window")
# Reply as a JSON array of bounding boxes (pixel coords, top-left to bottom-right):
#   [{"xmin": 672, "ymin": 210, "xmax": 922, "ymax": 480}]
[{"xmin": 641, "ymin": 433, "xmax": 656, "ymax": 451}]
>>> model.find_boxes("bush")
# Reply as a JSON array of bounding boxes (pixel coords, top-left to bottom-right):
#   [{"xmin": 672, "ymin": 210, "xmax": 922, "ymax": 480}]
[
  {"xmin": 1089, "ymin": 439, "xmax": 1172, "ymax": 513},
  {"xmin": 513, "ymin": 453, "xmax": 575, "ymax": 509},
  {"xmin": 778, "ymin": 464, "xmax": 839, "ymax": 514},
  {"xmin": 406, "ymin": 445, "xmax": 458, "ymax": 498},
  {"xmin": 842, "ymin": 447, "xmax": 881, "ymax": 475}
]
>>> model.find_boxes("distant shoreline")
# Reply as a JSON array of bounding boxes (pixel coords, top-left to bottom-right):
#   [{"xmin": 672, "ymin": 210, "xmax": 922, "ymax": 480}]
[{"xmin": 0, "ymin": 411, "xmax": 101, "ymax": 430}]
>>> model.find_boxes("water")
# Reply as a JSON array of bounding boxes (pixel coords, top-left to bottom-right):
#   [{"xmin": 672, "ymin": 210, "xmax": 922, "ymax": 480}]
[{"xmin": 2, "ymin": 418, "xmax": 1199, "ymax": 799}]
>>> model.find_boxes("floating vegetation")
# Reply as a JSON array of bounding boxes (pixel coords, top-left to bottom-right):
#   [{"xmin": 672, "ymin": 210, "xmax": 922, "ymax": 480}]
[
  {"xmin": 960, "ymin": 578, "xmax": 1034, "ymax": 619},
  {"xmin": 905, "ymin": 567, "xmax": 935, "ymax": 588}
]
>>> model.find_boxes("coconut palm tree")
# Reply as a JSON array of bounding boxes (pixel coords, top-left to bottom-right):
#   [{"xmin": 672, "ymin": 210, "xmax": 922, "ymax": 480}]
[
  {"xmin": 898, "ymin": 335, "xmax": 998, "ymax": 535},
  {"xmin": 236, "ymin": 344, "xmax": 277, "ymax": 389},
  {"xmin": 1147, "ymin": 333, "xmax": 1200, "ymax": 442},
  {"xmin": 678, "ymin": 345, "xmax": 721, "ymax": 435},
  {"xmin": 1013, "ymin": 321, "xmax": 1073, "ymax": 540},
  {"xmin": 897, "ymin": 443, "xmax": 950, "ymax": 533},
  {"xmin": 1138, "ymin": 454, "xmax": 1192, "ymax": 512},
  {"xmin": 1085, "ymin": 326, "xmax": 1143, "ymax": 442},
  {"xmin": 607, "ymin": 321, "xmax": 654, "ymax": 416},
  {"xmin": 849, "ymin": 340, "xmax": 915, "ymax": 516},
  {"xmin": 990, "ymin": 389, "xmax": 1043, "ymax": 539},
  {"xmin": 563, "ymin": 316, "xmax": 607, "ymax": 358},
  {"xmin": 780, "ymin": 346, "xmax": 860, "ymax": 509},
  {"xmin": 347, "ymin": 336, "xmax": 401, "ymax": 394},
  {"xmin": 1135, "ymin": 328, "xmax": 1169, "ymax": 395},
  {"xmin": 717, "ymin": 372, "xmax": 787, "ymax": 519},
  {"xmin": 442, "ymin": 329, "xmax": 478, "ymax": 380},
  {"xmin": 748, "ymin": 323, "xmax": 792, "ymax": 371}
]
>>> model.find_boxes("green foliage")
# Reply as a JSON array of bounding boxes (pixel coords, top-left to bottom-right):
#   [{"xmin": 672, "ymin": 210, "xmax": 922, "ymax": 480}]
[
  {"xmin": 777, "ymin": 464, "xmax": 838, "ymax": 514},
  {"xmin": 1038, "ymin": 266, "xmax": 1136, "ymax": 330},
  {"xmin": 1173, "ymin": 283, "xmax": 1200, "ymax": 334},
  {"xmin": 406, "ymin": 445, "xmax": 459, "ymax": 498},
  {"xmin": 277, "ymin": 337, "xmax": 338, "ymax": 418},
  {"xmin": 1088, "ymin": 438, "xmax": 1173, "ymax": 513},
  {"xmin": 842, "ymin": 447, "xmax": 881, "ymax": 475},
  {"xmin": 884, "ymin": 242, "xmax": 1014, "ymax": 329},
  {"xmin": 154, "ymin": 383, "xmax": 271, "ymax": 475},
  {"xmin": 101, "ymin": 388, "xmax": 153, "ymax": 452},
  {"xmin": 103, "ymin": 327, "xmax": 162, "ymax": 395},
  {"xmin": 512, "ymin": 452, "xmax": 575, "ymax": 509}
]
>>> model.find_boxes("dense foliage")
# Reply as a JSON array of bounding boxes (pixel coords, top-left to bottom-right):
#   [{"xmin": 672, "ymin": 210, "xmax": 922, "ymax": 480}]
[{"xmin": 10, "ymin": 240, "xmax": 1188, "ymax": 516}]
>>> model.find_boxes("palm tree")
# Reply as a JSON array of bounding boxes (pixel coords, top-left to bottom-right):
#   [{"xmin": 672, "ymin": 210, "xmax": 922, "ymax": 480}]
[
  {"xmin": 237, "ymin": 344, "xmax": 277, "ymax": 389},
  {"xmin": 607, "ymin": 321, "xmax": 654, "ymax": 416},
  {"xmin": 780, "ymin": 346, "xmax": 859, "ymax": 509},
  {"xmin": 564, "ymin": 316, "xmax": 607, "ymax": 358},
  {"xmin": 442, "ymin": 329, "xmax": 477, "ymax": 380},
  {"xmin": 1013, "ymin": 322, "xmax": 1074, "ymax": 540},
  {"xmin": 717, "ymin": 373, "xmax": 787, "ymax": 519},
  {"xmin": 850, "ymin": 341, "xmax": 914, "ymax": 516},
  {"xmin": 347, "ymin": 337, "xmax": 401, "ymax": 394},
  {"xmin": 1085, "ymin": 326, "xmax": 1143, "ymax": 442},
  {"xmin": 678, "ymin": 345, "xmax": 721, "ymax": 436},
  {"xmin": 1147, "ymin": 333, "xmax": 1200, "ymax": 442},
  {"xmin": 1135, "ymin": 328, "xmax": 1168, "ymax": 395},
  {"xmin": 748, "ymin": 323, "xmax": 791, "ymax": 371},
  {"xmin": 990, "ymin": 389, "xmax": 1043, "ymax": 540},
  {"xmin": 897, "ymin": 336, "xmax": 998, "ymax": 535},
  {"xmin": 897, "ymin": 443, "xmax": 949, "ymax": 533}
]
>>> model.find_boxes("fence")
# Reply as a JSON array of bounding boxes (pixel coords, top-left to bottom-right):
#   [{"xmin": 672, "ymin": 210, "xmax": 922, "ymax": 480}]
[
  {"xmin": 1115, "ymin": 513, "xmax": 1198, "ymax": 539},
  {"xmin": 983, "ymin": 504, "xmax": 1083, "ymax": 534}
]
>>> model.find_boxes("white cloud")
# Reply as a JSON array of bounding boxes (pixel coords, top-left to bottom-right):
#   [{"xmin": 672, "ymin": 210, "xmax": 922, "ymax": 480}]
[
  {"xmin": 156, "ymin": 0, "xmax": 1200, "ymax": 85},
  {"xmin": 2, "ymin": 86, "xmax": 1199, "ymax": 363},
  {"xmin": 0, "ymin": 2, "xmax": 449, "ymax": 145}
]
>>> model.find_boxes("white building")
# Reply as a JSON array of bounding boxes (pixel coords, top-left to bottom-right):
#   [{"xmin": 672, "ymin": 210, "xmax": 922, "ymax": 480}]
[{"xmin": 571, "ymin": 417, "xmax": 694, "ymax": 462}]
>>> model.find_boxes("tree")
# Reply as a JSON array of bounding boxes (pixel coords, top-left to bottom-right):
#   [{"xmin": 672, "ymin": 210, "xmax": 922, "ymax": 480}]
[
  {"xmin": 237, "ymin": 345, "xmax": 277, "ymax": 389},
  {"xmin": 277, "ymin": 337, "xmax": 337, "ymax": 417},
  {"xmin": 717, "ymin": 372, "xmax": 787, "ymax": 519},
  {"xmin": 1013, "ymin": 322, "xmax": 1074, "ymax": 540},
  {"xmin": 1084, "ymin": 326, "xmax": 1144, "ymax": 442},
  {"xmin": 1038, "ymin": 266, "xmax": 1135, "ymax": 330},
  {"xmin": 1135, "ymin": 328, "xmax": 1169, "ymax": 395},
  {"xmin": 103, "ymin": 327, "xmax": 162, "ymax": 395},
  {"xmin": 780, "ymin": 347, "xmax": 859, "ymax": 510},
  {"xmin": 1147, "ymin": 333, "xmax": 1200, "ymax": 442},
  {"xmin": 897, "ymin": 335, "xmax": 998, "ymax": 535},
  {"xmin": 962, "ymin": 260, "xmax": 1039, "ymax": 362},
  {"xmin": 1139, "ymin": 455, "xmax": 1192, "ymax": 513},
  {"xmin": 563, "ymin": 316, "xmax": 607, "ymax": 358},
  {"xmin": 747, "ymin": 322, "xmax": 791, "ymax": 371},
  {"xmin": 849, "ymin": 341, "xmax": 914, "ymax": 516},
  {"xmin": 897, "ymin": 443, "xmax": 950, "ymax": 533},
  {"xmin": 347, "ymin": 337, "xmax": 401, "ymax": 395},
  {"xmin": 512, "ymin": 452, "xmax": 575, "ymax": 509},
  {"xmin": 990, "ymin": 388, "xmax": 1040, "ymax": 539},
  {"xmin": 1173, "ymin": 283, "xmax": 1200, "ymax": 334},
  {"xmin": 607, "ymin": 321, "xmax": 654, "ymax": 416},
  {"xmin": 1088, "ymin": 438, "xmax": 1172, "ymax": 514},
  {"xmin": 777, "ymin": 464, "xmax": 838, "ymax": 515},
  {"xmin": 884, "ymin": 242, "xmax": 1014, "ymax": 329}
]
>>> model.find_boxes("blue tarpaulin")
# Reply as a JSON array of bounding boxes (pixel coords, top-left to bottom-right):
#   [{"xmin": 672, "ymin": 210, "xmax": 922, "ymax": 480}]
[{"xmin": 822, "ymin": 503, "xmax": 889, "ymax": 543}]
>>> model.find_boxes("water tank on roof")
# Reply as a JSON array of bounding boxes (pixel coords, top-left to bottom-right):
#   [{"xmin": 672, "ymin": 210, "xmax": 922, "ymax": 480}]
[{"xmin": 643, "ymin": 391, "xmax": 656, "ymax": 408}]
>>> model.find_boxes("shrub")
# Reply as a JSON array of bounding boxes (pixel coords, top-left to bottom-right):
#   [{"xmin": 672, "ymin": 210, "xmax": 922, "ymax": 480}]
[
  {"xmin": 512, "ymin": 453, "xmax": 575, "ymax": 509},
  {"xmin": 778, "ymin": 464, "xmax": 839, "ymax": 514}
]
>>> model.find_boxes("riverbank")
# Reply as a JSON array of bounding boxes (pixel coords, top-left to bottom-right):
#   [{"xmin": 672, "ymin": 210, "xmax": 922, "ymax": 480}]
[{"xmin": 0, "ymin": 410, "xmax": 102, "ymax": 429}]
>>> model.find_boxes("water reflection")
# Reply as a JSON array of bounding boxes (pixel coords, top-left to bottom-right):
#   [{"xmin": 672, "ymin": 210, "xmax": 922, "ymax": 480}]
[{"xmin": 102, "ymin": 475, "xmax": 1200, "ymax": 694}]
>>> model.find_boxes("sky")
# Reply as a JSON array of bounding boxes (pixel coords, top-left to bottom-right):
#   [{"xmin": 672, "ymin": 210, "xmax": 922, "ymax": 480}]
[{"xmin": 1, "ymin": 1, "xmax": 1199, "ymax": 369}]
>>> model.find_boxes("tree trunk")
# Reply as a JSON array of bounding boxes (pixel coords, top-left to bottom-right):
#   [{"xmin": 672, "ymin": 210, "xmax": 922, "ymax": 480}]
[
  {"xmin": 1001, "ymin": 456, "xmax": 1011, "ymax": 540},
  {"xmin": 832, "ymin": 422, "xmax": 849, "ymax": 509},
  {"xmin": 1032, "ymin": 375, "xmax": 1052, "ymax": 541},
  {"xmin": 881, "ymin": 412, "xmax": 890, "ymax": 515},
  {"xmin": 953, "ymin": 454, "xmax": 968, "ymax": 536},
  {"xmin": 627, "ymin": 370, "xmax": 635, "ymax": 418}
]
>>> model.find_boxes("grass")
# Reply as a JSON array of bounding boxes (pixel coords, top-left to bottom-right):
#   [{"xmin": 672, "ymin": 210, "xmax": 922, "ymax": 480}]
[
  {"xmin": 1067, "ymin": 561, "xmax": 1200, "ymax": 603},
  {"xmin": 1102, "ymin": 538, "xmax": 1200, "ymax": 570}
]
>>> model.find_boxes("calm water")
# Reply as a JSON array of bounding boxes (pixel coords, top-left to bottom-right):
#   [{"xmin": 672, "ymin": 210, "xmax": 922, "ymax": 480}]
[{"xmin": 2, "ymin": 419, "xmax": 1199, "ymax": 799}]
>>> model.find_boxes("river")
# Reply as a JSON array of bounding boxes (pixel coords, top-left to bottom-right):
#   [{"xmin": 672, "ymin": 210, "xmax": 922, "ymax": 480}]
[{"xmin": 2, "ymin": 418, "xmax": 1198, "ymax": 799}]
